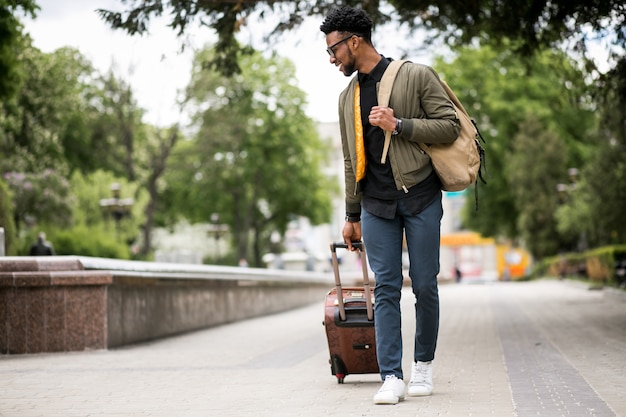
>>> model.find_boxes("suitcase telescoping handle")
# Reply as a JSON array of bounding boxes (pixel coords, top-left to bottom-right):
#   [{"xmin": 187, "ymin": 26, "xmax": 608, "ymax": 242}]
[{"xmin": 330, "ymin": 241, "xmax": 374, "ymax": 322}]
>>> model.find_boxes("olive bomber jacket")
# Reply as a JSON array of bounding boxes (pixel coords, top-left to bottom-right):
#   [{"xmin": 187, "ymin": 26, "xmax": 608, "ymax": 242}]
[{"xmin": 338, "ymin": 61, "xmax": 461, "ymax": 215}]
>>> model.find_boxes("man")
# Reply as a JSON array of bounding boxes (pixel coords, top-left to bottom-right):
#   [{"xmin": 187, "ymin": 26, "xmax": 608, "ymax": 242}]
[
  {"xmin": 29, "ymin": 232, "xmax": 55, "ymax": 256},
  {"xmin": 320, "ymin": 6, "xmax": 460, "ymax": 405}
]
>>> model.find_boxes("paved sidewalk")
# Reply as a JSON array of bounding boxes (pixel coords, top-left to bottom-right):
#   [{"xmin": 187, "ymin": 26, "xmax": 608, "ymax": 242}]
[{"xmin": 1, "ymin": 279, "xmax": 625, "ymax": 417}]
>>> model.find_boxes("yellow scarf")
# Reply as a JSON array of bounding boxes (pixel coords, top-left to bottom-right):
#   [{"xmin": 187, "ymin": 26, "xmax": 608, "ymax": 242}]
[{"xmin": 354, "ymin": 83, "xmax": 366, "ymax": 181}]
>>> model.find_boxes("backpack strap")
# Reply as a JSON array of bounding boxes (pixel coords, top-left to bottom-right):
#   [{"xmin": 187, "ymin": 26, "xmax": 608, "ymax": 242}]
[
  {"xmin": 439, "ymin": 79, "xmax": 471, "ymax": 119},
  {"xmin": 379, "ymin": 60, "xmax": 408, "ymax": 164}
]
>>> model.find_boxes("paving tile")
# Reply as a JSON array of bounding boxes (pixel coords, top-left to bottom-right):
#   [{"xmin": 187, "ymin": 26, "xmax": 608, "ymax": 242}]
[{"xmin": 0, "ymin": 280, "xmax": 624, "ymax": 417}]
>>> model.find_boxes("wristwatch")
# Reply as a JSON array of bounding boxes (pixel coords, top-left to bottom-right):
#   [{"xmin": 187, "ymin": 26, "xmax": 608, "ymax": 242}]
[{"xmin": 392, "ymin": 118, "xmax": 403, "ymax": 135}]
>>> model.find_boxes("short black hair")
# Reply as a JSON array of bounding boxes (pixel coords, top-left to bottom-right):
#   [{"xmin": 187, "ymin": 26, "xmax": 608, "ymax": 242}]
[{"xmin": 320, "ymin": 6, "xmax": 372, "ymax": 43}]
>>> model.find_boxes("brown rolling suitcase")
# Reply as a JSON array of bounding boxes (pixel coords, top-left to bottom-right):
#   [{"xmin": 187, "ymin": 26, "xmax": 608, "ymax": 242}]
[{"xmin": 323, "ymin": 241, "xmax": 379, "ymax": 383}]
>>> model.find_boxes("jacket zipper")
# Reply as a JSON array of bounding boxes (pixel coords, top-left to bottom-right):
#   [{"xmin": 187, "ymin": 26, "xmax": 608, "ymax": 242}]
[{"xmin": 389, "ymin": 139, "xmax": 409, "ymax": 193}]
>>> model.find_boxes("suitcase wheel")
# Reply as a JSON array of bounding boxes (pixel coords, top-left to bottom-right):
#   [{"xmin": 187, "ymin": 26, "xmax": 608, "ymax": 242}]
[{"xmin": 330, "ymin": 354, "xmax": 347, "ymax": 383}]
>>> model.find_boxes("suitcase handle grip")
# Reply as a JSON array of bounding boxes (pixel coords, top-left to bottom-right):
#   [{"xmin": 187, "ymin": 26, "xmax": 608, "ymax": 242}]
[{"xmin": 331, "ymin": 241, "xmax": 363, "ymax": 252}]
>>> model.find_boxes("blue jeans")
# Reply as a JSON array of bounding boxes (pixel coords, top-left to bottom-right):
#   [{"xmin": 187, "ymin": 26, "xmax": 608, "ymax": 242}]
[{"xmin": 362, "ymin": 194, "xmax": 442, "ymax": 380}]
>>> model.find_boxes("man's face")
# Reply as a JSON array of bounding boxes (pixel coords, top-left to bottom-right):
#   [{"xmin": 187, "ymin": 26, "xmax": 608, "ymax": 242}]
[{"xmin": 326, "ymin": 32, "xmax": 356, "ymax": 77}]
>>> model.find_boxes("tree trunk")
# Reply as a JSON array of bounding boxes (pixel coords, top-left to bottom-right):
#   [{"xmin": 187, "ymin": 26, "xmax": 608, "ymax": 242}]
[{"xmin": 140, "ymin": 126, "xmax": 179, "ymax": 256}]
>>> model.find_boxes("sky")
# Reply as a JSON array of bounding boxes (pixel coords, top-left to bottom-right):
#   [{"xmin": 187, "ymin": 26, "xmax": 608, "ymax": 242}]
[{"xmin": 22, "ymin": 0, "xmax": 433, "ymax": 127}]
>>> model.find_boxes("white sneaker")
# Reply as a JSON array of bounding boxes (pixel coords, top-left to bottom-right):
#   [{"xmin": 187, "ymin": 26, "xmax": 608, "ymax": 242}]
[
  {"xmin": 373, "ymin": 375, "xmax": 406, "ymax": 404},
  {"xmin": 408, "ymin": 361, "xmax": 433, "ymax": 396}
]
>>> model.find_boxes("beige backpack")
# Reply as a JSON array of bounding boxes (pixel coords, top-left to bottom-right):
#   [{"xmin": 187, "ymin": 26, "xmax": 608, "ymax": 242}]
[{"xmin": 379, "ymin": 60, "xmax": 486, "ymax": 201}]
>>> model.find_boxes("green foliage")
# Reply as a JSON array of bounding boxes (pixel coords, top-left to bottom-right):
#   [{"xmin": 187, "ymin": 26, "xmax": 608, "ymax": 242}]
[
  {"xmin": 0, "ymin": 45, "xmax": 98, "ymax": 174},
  {"xmin": 0, "ymin": 178, "xmax": 16, "ymax": 255},
  {"xmin": 84, "ymin": 69, "xmax": 148, "ymax": 180},
  {"xmin": 390, "ymin": 0, "xmax": 625, "ymax": 61},
  {"xmin": 70, "ymin": 169, "xmax": 148, "ymax": 247},
  {"xmin": 536, "ymin": 244, "xmax": 626, "ymax": 286},
  {"xmin": 433, "ymin": 44, "xmax": 597, "ymax": 256},
  {"xmin": 164, "ymin": 48, "xmax": 335, "ymax": 265},
  {"xmin": 507, "ymin": 118, "xmax": 568, "ymax": 258},
  {"xmin": 554, "ymin": 180, "xmax": 591, "ymax": 250},
  {"xmin": 0, "ymin": 41, "xmax": 143, "ymax": 178},
  {"xmin": 573, "ymin": 58, "xmax": 626, "ymax": 247},
  {"xmin": 0, "ymin": 35, "xmax": 156, "ymax": 257},
  {"xmin": 3, "ymin": 168, "xmax": 74, "ymax": 230},
  {"xmin": 8, "ymin": 170, "xmax": 147, "ymax": 258},
  {"xmin": 551, "ymin": 58, "xmax": 626, "ymax": 251},
  {"xmin": 97, "ymin": 0, "xmax": 625, "ymax": 79},
  {"xmin": 0, "ymin": 0, "xmax": 38, "ymax": 102},
  {"xmin": 1, "ymin": 44, "xmax": 61, "ymax": 172},
  {"xmin": 47, "ymin": 224, "xmax": 130, "ymax": 259}
]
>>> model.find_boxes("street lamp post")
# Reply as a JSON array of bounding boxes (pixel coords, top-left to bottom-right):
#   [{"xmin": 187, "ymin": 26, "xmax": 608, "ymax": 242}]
[
  {"xmin": 556, "ymin": 168, "xmax": 579, "ymax": 201},
  {"xmin": 210, "ymin": 213, "xmax": 221, "ymax": 261},
  {"xmin": 556, "ymin": 167, "xmax": 587, "ymax": 252},
  {"xmin": 99, "ymin": 183, "xmax": 134, "ymax": 236}
]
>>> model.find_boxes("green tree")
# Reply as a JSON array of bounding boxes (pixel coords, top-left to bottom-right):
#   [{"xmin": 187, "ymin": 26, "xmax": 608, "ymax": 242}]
[
  {"xmin": 0, "ymin": 44, "xmax": 103, "ymax": 234},
  {"xmin": 82, "ymin": 69, "xmax": 180, "ymax": 257},
  {"xmin": 3, "ymin": 169, "xmax": 74, "ymax": 232},
  {"xmin": 433, "ymin": 44, "xmax": 596, "ymax": 250},
  {"xmin": 0, "ymin": 11, "xmax": 180, "ymax": 257},
  {"xmin": 69, "ymin": 169, "xmax": 148, "ymax": 256},
  {"xmin": 139, "ymin": 124, "xmax": 180, "ymax": 256},
  {"xmin": 0, "ymin": 178, "xmax": 17, "ymax": 255},
  {"xmin": 507, "ymin": 118, "xmax": 570, "ymax": 258},
  {"xmin": 59, "ymin": 64, "xmax": 121, "ymax": 176},
  {"xmin": 0, "ymin": 40, "xmax": 138, "ymax": 178},
  {"xmin": 2, "ymin": 38, "xmax": 172, "ymax": 254},
  {"xmin": 97, "ymin": 0, "xmax": 624, "ymax": 78},
  {"xmin": 163, "ymin": 48, "xmax": 334, "ymax": 266},
  {"xmin": 0, "ymin": 45, "xmax": 85, "ymax": 173},
  {"xmin": 0, "ymin": 0, "xmax": 38, "ymax": 103},
  {"xmin": 0, "ymin": 38, "xmax": 152, "ymax": 178},
  {"xmin": 87, "ymin": 69, "xmax": 147, "ymax": 181},
  {"xmin": 559, "ymin": 58, "xmax": 626, "ymax": 248}
]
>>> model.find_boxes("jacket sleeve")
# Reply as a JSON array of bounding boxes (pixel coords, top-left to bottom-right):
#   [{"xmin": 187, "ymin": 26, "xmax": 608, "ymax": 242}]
[{"xmin": 396, "ymin": 64, "xmax": 460, "ymax": 145}]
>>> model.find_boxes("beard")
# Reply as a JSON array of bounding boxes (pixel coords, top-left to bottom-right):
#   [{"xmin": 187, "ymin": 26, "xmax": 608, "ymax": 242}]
[{"xmin": 341, "ymin": 50, "xmax": 357, "ymax": 76}]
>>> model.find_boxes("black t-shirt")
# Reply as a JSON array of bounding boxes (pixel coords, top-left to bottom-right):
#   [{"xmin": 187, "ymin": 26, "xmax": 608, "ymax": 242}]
[{"xmin": 358, "ymin": 57, "xmax": 396, "ymax": 199}]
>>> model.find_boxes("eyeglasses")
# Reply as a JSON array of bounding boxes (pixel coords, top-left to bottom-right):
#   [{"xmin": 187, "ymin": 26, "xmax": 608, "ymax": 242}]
[{"xmin": 326, "ymin": 34, "xmax": 355, "ymax": 58}]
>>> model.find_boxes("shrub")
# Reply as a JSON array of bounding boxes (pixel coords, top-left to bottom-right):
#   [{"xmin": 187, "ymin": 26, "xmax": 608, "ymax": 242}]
[
  {"xmin": 50, "ymin": 225, "xmax": 130, "ymax": 259},
  {"xmin": 0, "ymin": 179, "xmax": 17, "ymax": 255},
  {"xmin": 535, "ymin": 245, "xmax": 626, "ymax": 286}
]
